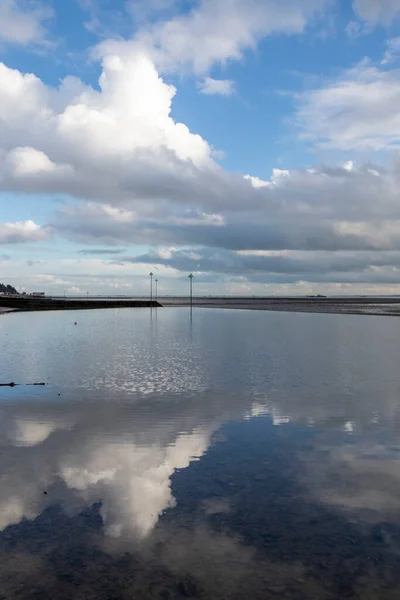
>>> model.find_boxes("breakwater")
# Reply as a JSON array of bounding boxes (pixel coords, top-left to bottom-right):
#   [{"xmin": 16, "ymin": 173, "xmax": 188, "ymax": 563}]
[{"xmin": 0, "ymin": 297, "xmax": 162, "ymax": 312}]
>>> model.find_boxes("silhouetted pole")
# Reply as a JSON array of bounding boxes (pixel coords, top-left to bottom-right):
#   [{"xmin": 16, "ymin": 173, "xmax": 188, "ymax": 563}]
[
  {"xmin": 149, "ymin": 272, "xmax": 153, "ymax": 302},
  {"xmin": 188, "ymin": 273, "xmax": 194, "ymax": 308},
  {"xmin": 155, "ymin": 278, "xmax": 158, "ymax": 302}
]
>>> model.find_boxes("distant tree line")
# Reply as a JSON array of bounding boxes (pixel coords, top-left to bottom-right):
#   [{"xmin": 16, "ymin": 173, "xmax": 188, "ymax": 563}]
[{"xmin": 0, "ymin": 283, "xmax": 18, "ymax": 294}]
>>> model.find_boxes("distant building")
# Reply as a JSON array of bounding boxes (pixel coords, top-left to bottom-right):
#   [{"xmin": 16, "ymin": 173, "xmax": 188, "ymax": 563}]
[{"xmin": 30, "ymin": 292, "xmax": 45, "ymax": 297}]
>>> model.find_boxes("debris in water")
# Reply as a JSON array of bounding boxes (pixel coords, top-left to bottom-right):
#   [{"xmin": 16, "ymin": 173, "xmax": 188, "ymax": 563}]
[{"xmin": 0, "ymin": 381, "xmax": 46, "ymax": 387}]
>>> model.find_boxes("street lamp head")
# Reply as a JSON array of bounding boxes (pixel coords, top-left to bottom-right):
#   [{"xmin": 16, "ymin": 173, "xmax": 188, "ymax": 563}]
[
  {"xmin": 188, "ymin": 273, "xmax": 194, "ymax": 279},
  {"xmin": 149, "ymin": 272, "xmax": 153, "ymax": 276}
]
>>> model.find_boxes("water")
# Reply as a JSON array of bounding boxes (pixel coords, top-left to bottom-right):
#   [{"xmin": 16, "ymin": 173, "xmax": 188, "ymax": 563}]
[{"xmin": 2, "ymin": 307, "xmax": 400, "ymax": 598}]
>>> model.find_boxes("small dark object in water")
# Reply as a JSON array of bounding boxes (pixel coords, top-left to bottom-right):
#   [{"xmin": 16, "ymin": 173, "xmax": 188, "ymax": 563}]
[
  {"xmin": 177, "ymin": 577, "xmax": 203, "ymax": 597},
  {"xmin": 0, "ymin": 381, "xmax": 46, "ymax": 387},
  {"xmin": 58, "ymin": 393, "xmax": 61, "ymax": 396},
  {"xmin": 74, "ymin": 322, "xmax": 77, "ymax": 325},
  {"xmin": 43, "ymin": 491, "xmax": 48, "ymax": 495}
]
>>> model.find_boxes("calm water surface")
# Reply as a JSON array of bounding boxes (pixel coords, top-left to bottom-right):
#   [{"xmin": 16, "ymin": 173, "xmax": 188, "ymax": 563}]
[{"xmin": 2, "ymin": 307, "xmax": 400, "ymax": 599}]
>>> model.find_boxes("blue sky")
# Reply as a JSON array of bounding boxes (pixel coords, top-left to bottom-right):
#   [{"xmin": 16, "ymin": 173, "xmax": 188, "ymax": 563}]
[{"xmin": 1, "ymin": 0, "xmax": 400, "ymax": 296}]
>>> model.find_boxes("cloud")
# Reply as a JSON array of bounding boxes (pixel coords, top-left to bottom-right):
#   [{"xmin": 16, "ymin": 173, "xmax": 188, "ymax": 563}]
[
  {"xmin": 51, "ymin": 161, "xmax": 400, "ymax": 253},
  {"xmin": 98, "ymin": 0, "xmax": 332, "ymax": 76},
  {"xmin": 382, "ymin": 36, "xmax": 400, "ymax": 65},
  {"xmin": 78, "ymin": 248, "xmax": 126, "ymax": 255},
  {"xmin": 243, "ymin": 174, "xmax": 270, "ymax": 188},
  {"xmin": 118, "ymin": 246, "xmax": 400, "ymax": 285},
  {"xmin": 0, "ymin": 255, "xmax": 184, "ymax": 297},
  {"xmin": 0, "ymin": 54, "xmax": 220, "ymax": 204},
  {"xmin": 352, "ymin": 0, "xmax": 400, "ymax": 26},
  {"xmin": 345, "ymin": 19, "xmax": 361, "ymax": 38},
  {"xmin": 0, "ymin": 0, "xmax": 52, "ymax": 46},
  {"xmin": 3, "ymin": 36, "xmax": 400, "ymax": 290},
  {"xmin": 198, "ymin": 77, "xmax": 236, "ymax": 96},
  {"xmin": 126, "ymin": 0, "xmax": 181, "ymax": 23},
  {"xmin": 0, "ymin": 220, "xmax": 51, "ymax": 244},
  {"xmin": 296, "ymin": 59, "xmax": 400, "ymax": 150}
]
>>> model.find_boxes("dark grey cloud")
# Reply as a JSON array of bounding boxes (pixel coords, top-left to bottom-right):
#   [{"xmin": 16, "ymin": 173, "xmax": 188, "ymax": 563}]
[
  {"xmin": 78, "ymin": 248, "xmax": 126, "ymax": 255},
  {"xmin": 50, "ymin": 158, "xmax": 400, "ymax": 255},
  {"xmin": 116, "ymin": 247, "xmax": 400, "ymax": 284}
]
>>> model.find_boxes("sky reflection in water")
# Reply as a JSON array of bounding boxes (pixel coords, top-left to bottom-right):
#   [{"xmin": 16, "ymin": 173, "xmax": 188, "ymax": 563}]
[{"xmin": 2, "ymin": 308, "xmax": 400, "ymax": 598}]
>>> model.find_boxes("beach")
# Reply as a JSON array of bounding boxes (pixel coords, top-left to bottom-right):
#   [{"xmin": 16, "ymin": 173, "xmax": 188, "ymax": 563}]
[{"xmin": 161, "ymin": 296, "xmax": 400, "ymax": 316}]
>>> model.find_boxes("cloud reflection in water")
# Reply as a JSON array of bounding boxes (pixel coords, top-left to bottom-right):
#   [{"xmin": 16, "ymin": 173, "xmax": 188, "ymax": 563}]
[{"xmin": 0, "ymin": 391, "xmax": 266, "ymax": 537}]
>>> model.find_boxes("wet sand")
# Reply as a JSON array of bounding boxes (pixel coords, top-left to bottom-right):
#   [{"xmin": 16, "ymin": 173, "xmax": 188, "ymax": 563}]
[{"xmin": 161, "ymin": 297, "xmax": 400, "ymax": 317}]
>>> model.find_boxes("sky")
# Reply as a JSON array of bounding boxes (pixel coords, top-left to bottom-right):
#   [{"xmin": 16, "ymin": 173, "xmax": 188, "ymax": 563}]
[{"xmin": 1, "ymin": 0, "xmax": 400, "ymax": 296}]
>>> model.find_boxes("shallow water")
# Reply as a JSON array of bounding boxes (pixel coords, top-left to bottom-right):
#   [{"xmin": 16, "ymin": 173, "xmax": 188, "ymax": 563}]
[{"xmin": 2, "ymin": 307, "xmax": 400, "ymax": 599}]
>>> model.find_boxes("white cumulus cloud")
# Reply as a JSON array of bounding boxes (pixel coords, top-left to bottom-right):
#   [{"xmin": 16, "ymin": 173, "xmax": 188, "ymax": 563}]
[
  {"xmin": 0, "ymin": 52, "xmax": 217, "ymax": 207},
  {"xmin": 0, "ymin": 220, "xmax": 51, "ymax": 244}
]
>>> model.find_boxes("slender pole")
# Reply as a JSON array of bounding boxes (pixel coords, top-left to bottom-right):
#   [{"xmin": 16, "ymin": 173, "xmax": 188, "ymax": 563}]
[
  {"xmin": 149, "ymin": 272, "xmax": 153, "ymax": 303},
  {"xmin": 155, "ymin": 279, "xmax": 158, "ymax": 302},
  {"xmin": 188, "ymin": 273, "xmax": 194, "ymax": 308}
]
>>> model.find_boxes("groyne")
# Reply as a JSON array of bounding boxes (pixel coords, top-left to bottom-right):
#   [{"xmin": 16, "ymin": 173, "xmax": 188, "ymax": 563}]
[{"xmin": 0, "ymin": 297, "xmax": 162, "ymax": 312}]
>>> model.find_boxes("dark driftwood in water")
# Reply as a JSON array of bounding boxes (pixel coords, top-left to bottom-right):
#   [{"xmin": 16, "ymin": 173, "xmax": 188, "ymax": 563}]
[
  {"xmin": 0, "ymin": 382, "xmax": 46, "ymax": 387},
  {"xmin": 0, "ymin": 297, "xmax": 162, "ymax": 312}
]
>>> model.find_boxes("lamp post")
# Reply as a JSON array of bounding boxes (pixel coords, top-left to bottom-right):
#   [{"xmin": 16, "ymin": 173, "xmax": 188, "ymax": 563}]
[
  {"xmin": 188, "ymin": 273, "xmax": 194, "ymax": 308},
  {"xmin": 155, "ymin": 278, "xmax": 158, "ymax": 302},
  {"xmin": 149, "ymin": 272, "xmax": 154, "ymax": 303}
]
